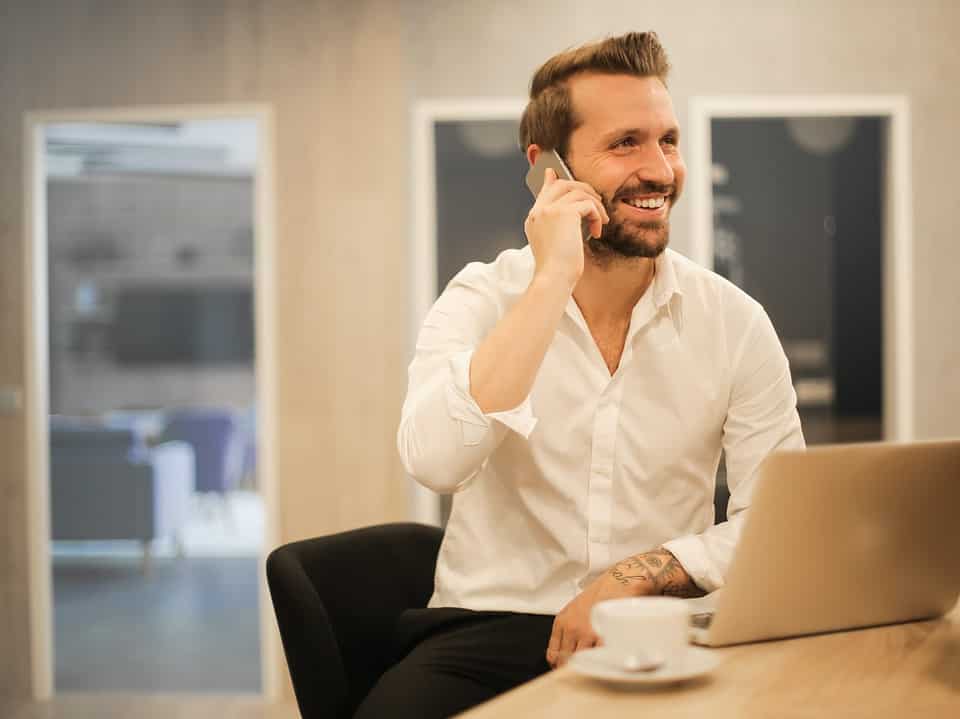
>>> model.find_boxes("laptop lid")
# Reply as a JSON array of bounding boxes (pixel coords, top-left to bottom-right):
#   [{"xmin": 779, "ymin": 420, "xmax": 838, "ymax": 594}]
[{"xmin": 701, "ymin": 440, "xmax": 960, "ymax": 647}]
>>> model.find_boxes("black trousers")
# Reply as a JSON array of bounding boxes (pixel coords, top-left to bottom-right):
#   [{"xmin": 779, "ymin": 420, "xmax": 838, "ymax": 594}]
[{"xmin": 353, "ymin": 607, "xmax": 555, "ymax": 719}]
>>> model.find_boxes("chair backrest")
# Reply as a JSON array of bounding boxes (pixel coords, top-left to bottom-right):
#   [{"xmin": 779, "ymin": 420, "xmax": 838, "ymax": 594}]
[{"xmin": 267, "ymin": 523, "xmax": 444, "ymax": 719}]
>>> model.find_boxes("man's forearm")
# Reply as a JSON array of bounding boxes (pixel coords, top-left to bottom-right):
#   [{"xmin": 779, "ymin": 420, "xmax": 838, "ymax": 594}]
[
  {"xmin": 608, "ymin": 548, "xmax": 705, "ymax": 598},
  {"xmin": 469, "ymin": 272, "xmax": 572, "ymax": 413}
]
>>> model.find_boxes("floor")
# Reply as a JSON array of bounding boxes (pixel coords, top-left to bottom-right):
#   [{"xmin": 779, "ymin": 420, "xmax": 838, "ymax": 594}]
[
  {"xmin": 51, "ymin": 488, "xmax": 264, "ymax": 692},
  {"xmin": 1, "ymin": 696, "xmax": 299, "ymax": 719},
  {"xmin": 52, "ymin": 490, "xmax": 264, "ymax": 560},
  {"xmin": 53, "ymin": 556, "xmax": 261, "ymax": 692}
]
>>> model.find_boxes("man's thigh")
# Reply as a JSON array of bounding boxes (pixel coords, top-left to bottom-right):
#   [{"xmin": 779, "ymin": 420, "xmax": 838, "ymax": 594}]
[
  {"xmin": 354, "ymin": 610, "xmax": 554, "ymax": 719},
  {"xmin": 352, "ymin": 650, "xmax": 497, "ymax": 719}
]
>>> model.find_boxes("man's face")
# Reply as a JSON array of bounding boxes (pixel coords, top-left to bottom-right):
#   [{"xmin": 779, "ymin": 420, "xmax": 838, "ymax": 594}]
[{"xmin": 564, "ymin": 72, "xmax": 686, "ymax": 260}]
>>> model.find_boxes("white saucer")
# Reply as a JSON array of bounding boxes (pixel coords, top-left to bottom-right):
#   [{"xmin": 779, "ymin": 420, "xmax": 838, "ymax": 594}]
[{"xmin": 568, "ymin": 646, "xmax": 720, "ymax": 685}]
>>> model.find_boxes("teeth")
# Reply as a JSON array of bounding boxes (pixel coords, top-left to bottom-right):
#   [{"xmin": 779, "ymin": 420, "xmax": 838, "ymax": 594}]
[{"xmin": 626, "ymin": 196, "xmax": 666, "ymax": 209}]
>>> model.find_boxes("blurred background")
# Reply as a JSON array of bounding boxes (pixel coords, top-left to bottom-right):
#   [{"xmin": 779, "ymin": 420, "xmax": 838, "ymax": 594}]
[{"xmin": 1, "ymin": 0, "xmax": 958, "ymax": 716}]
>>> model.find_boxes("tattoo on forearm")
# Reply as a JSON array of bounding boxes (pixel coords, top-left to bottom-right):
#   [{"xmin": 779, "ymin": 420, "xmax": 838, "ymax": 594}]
[{"xmin": 608, "ymin": 549, "xmax": 705, "ymax": 598}]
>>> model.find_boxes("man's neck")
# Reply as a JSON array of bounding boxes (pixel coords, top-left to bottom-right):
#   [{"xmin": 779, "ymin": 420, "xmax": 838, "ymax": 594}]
[{"xmin": 573, "ymin": 252, "xmax": 657, "ymax": 328}]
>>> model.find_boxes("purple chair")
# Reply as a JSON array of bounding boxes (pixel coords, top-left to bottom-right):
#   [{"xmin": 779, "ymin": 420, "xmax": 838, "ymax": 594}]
[
  {"xmin": 161, "ymin": 409, "xmax": 244, "ymax": 497},
  {"xmin": 239, "ymin": 404, "xmax": 258, "ymax": 489}
]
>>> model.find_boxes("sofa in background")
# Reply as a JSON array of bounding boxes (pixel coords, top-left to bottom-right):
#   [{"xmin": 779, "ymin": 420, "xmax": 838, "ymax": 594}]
[{"xmin": 49, "ymin": 418, "xmax": 195, "ymax": 571}]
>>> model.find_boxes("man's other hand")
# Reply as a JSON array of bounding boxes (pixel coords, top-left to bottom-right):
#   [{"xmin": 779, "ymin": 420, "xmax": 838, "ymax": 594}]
[{"xmin": 545, "ymin": 548, "xmax": 702, "ymax": 668}]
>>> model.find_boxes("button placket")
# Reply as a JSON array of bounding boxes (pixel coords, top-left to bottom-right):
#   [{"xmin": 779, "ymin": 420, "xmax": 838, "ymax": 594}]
[{"xmin": 585, "ymin": 382, "xmax": 622, "ymax": 578}]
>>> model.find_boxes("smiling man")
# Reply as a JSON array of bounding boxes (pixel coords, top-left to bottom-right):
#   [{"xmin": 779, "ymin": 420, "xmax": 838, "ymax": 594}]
[{"xmin": 359, "ymin": 31, "xmax": 804, "ymax": 719}]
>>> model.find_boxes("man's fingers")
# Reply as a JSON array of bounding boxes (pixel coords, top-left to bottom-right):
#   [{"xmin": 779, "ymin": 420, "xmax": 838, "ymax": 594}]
[
  {"xmin": 537, "ymin": 177, "xmax": 605, "ymax": 209},
  {"xmin": 529, "ymin": 174, "xmax": 609, "ymax": 241},
  {"xmin": 559, "ymin": 623, "xmax": 578, "ymax": 659},
  {"xmin": 573, "ymin": 630, "xmax": 600, "ymax": 654},
  {"xmin": 555, "ymin": 190, "xmax": 610, "ymax": 222},
  {"xmin": 586, "ymin": 189, "xmax": 609, "ymax": 221},
  {"xmin": 565, "ymin": 200, "xmax": 606, "ymax": 238},
  {"xmin": 554, "ymin": 191, "xmax": 609, "ymax": 236},
  {"xmin": 535, "ymin": 174, "xmax": 570, "ymax": 206},
  {"xmin": 535, "ymin": 167, "xmax": 561, "ymax": 201},
  {"xmin": 554, "ymin": 627, "xmax": 587, "ymax": 668},
  {"xmin": 547, "ymin": 619, "xmax": 581, "ymax": 669},
  {"xmin": 546, "ymin": 620, "xmax": 562, "ymax": 668}
]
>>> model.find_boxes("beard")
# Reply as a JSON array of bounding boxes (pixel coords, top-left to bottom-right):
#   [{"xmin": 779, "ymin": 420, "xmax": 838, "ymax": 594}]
[{"xmin": 586, "ymin": 188, "xmax": 673, "ymax": 262}]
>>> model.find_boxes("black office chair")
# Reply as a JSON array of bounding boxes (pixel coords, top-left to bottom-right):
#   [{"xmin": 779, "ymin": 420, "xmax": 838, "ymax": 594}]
[
  {"xmin": 266, "ymin": 522, "xmax": 444, "ymax": 719},
  {"xmin": 267, "ymin": 480, "xmax": 730, "ymax": 718}
]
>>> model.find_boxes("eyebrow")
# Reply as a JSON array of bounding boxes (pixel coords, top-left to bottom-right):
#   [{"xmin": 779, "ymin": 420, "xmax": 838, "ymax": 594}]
[{"xmin": 600, "ymin": 125, "xmax": 681, "ymax": 144}]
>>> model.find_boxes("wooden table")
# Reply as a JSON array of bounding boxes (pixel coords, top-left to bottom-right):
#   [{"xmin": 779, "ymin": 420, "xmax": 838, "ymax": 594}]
[{"xmin": 459, "ymin": 601, "xmax": 960, "ymax": 718}]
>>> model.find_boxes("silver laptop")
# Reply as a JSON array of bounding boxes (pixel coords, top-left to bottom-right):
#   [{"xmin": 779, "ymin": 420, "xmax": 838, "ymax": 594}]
[{"xmin": 689, "ymin": 439, "xmax": 960, "ymax": 647}]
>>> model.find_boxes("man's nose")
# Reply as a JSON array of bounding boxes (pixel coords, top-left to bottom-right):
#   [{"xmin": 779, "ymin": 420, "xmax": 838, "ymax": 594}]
[{"xmin": 632, "ymin": 141, "xmax": 675, "ymax": 188}]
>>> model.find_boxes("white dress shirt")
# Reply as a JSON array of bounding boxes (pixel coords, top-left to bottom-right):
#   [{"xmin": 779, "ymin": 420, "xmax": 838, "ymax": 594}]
[{"xmin": 398, "ymin": 246, "xmax": 804, "ymax": 615}]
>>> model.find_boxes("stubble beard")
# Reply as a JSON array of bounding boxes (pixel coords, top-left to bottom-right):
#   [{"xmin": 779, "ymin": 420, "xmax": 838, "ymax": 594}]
[{"xmin": 585, "ymin": 197, "xmax": 671, "ymax": 267}]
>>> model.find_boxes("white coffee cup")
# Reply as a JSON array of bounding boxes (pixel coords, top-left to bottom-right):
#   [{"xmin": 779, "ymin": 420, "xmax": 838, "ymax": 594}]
[{"xmin": 590, "ymin": 596, "xmax": 690, "ymax": 669}]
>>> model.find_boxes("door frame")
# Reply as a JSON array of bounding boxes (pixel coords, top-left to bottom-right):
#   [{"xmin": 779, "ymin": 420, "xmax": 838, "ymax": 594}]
[
  {"xmin": 688, "ymin": 95, "xmax": 914, "ymax": 441},
  {"xmin": 23, "ymin": 104, "xmax": 281, "ymax": 700},
  {"xmin": 409, "ymin": 98, "xmax": 527, "ymax": 526}
]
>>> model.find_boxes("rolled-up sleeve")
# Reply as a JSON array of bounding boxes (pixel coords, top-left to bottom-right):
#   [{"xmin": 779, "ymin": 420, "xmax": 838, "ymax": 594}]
[
  {"xmin": 662, "ymin": 304, "xmax": 805, "ymax": 592},
  {"xmin": 398, "ymin": 268, "xmax": 538, "ymax": 494}
]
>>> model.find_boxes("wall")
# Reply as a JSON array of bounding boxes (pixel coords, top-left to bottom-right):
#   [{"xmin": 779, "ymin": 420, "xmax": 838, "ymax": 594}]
[
  {"xmin": 47, "ymin": 175, "xmax": 255, "ymax": 415},
  {"xmin": 404, "ymin": 0, "xmax": 960, "ymax": 440},
  {"xmin": 0, "ymin": 0, "xmax": 409, "ymax": 698}
]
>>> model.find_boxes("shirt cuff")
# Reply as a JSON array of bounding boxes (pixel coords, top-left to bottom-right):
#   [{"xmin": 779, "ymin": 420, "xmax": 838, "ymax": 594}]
[
  {"xmin": 445, "ymin": 349, "xmax": 538, "ymax": 442},
  {"xmin": 660, "ymin": 534, "xmax": 725, "ymax": 594}
]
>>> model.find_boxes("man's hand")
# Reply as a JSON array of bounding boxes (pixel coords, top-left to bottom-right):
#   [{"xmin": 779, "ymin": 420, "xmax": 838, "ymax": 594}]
[
  {"xmin": 545, "ymin": 548, "xmax": 703, "ymax": 668},
  {"xmin": 524, "ymin": 167, "xmax": 609, "ymax": 290}
]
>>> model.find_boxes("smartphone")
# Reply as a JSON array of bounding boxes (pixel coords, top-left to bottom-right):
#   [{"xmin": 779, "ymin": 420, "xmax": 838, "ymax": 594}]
[
  {"xmin": 524, "ymin": 149, "xmax": 594, "ymax": 240},
  {"xmin": 524, "ymin": 148, "xmax": 576, "ymax": 196}
]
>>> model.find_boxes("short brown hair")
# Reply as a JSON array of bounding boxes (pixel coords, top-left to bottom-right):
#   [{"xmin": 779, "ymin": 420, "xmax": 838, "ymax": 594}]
[{"xmin": 518, "ymin": 32, "xmax": 671, "ymax": 158}]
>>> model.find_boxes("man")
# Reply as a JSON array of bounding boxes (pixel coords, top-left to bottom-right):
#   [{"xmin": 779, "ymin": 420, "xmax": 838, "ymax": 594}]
[{"xmin": 356, "ymin": 31, "xmax": 803, "ymax": 718}]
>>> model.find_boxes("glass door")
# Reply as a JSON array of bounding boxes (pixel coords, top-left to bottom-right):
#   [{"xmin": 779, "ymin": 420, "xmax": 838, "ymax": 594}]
[
  {"xmin": 44, "ymin": 117, "xmax": 264, "ymax": 692},
  {"xmin": 710, "ymin": 115, "xmax": 886, "ymax": 445}
]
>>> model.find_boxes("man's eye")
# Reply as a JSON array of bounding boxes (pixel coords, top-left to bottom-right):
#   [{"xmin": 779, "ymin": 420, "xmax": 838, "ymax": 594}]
[
  {"xmin": 662, "ymin": 134, "xmax": 678, "ymax": 146},
  {"xmin": 612, "ymin": 137, "xmax": 637, "ymax": 149}
]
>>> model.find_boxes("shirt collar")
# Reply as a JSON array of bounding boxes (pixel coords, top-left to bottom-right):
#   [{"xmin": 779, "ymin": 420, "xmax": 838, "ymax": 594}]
[
  {"xmin": 652, "ymin": 249, "xmax": 683, "ymax": 310},
  {"xmin": 540, "ymin": 246, "xmax": 685, "ymax": 333},
  {"xmin": 630, "ymin": 249, "xmax": 684, "ymax": 334}
]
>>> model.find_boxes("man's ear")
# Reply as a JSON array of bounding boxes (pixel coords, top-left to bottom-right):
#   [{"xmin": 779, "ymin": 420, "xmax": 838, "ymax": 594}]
[{"xmin": 526, "ymin": 144, "xmax": 541, "ymax": 168}]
